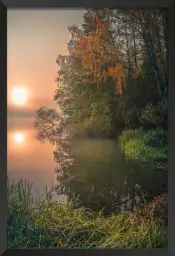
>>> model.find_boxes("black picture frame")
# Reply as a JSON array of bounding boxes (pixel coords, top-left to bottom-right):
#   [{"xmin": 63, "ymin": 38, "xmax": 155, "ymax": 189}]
[{"xmin": 1, "ymin": 0, "xmax": 174, "ymax": 256}]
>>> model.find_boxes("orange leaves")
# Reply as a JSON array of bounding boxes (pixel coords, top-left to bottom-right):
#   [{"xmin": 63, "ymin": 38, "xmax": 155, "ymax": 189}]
[
  {"xmin": 96, "ymin": 21, "xmax": 108, "ymax": 33},
  {"xmin": 108, "ymin": 67, "xmax": 116, "ymax": 77},
  {"xmin": 107, "ymin": 63, "xmax": 125, "ymax": 92},
  {"xmin": 71, "ymin": 14, "xmax": 125, "ymax": 94}
]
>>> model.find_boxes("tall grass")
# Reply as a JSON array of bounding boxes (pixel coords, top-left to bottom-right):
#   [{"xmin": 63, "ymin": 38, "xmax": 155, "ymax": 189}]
[
  {"xmin": 119, "ymin": 129, "xmax": 167, "ymax": 167},
  {"xmin": 7, "ymin": 179, "xmax": 167, "ymax": 249}
]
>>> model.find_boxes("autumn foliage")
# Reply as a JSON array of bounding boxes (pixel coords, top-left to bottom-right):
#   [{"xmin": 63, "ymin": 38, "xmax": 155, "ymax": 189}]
[{"xmin": 72, "ymin": 10, "xmax": 125, "ymax": 93}]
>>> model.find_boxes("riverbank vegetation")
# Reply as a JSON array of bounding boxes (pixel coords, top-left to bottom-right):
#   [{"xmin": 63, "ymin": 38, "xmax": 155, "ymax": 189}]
[
  {"xmin": 120, "ymin": 128, "xmax": 167, "ymax": 170},
  {"xmin": 8, "ymin": 179, "xmax": 167, "ymax": 248}
]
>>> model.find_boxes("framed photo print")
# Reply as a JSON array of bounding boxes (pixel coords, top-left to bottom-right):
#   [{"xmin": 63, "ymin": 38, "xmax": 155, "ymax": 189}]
[{"xmin": 0, "ymin": 0, "xmax": 174, "ymax": 256}]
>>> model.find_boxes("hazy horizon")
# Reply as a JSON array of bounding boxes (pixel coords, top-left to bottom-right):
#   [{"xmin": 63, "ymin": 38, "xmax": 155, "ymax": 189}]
[{"xmin": 8, "ymin": 9, "xmax": 85, "ymax": 123}]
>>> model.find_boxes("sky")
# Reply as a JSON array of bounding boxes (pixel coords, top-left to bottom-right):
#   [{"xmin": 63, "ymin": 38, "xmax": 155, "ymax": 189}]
[{"xmin": 7, "ymin": 9, "xmax": 85, "ymax": 128}]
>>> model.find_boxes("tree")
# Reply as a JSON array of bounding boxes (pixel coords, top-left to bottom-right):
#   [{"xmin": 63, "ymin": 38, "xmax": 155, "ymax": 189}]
[
  {"xmin": 71, "ymin": 9, "xmax": 126, "ymax": 94},
  {"xmin": 110, "ymin": 9, "xmax": 167, "ymax": 99},
  {"xmin": 34, "ymin": 8, "xmax": 168, "ymax": 210}
]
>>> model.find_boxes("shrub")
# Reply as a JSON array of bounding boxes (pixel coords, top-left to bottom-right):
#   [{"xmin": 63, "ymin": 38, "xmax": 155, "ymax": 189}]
[{"xmin": 119, "ymin": 129, "xmax": 167, "ymax": 165}]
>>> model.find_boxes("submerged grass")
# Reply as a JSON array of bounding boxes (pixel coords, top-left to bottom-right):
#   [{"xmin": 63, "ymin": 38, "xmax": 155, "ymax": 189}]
[{"xmin": 7, "ymin": 179, "xmax": 168, "ymax": 249}]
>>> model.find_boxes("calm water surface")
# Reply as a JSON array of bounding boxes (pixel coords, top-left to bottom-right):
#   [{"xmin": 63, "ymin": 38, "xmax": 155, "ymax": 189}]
[
  {"xmin": 8, "ymin": 118, "xmax": 166, "ymax": 210},
  {"xmin": 8, "ymin": 118, "xmax": 57, "ymax": 193}
]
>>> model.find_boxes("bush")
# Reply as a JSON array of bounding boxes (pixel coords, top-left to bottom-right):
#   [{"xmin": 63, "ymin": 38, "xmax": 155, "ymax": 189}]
[{"xmin": 119, "ymin": 129, "xmax": 167, "ymax": 165}]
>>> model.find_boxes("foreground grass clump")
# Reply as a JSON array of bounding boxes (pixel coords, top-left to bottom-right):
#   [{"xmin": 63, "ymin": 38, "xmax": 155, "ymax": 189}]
[
  {"xmin": 7, "ymin": 179, "xmax": 167, "ymax": 249},
  {"xmin": 119, "ymin": 129, "xmax": 167, "ymax": 167}
]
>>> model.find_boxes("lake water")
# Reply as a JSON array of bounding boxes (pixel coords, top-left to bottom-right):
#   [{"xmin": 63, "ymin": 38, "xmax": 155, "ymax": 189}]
[
  {"xmin": 8, "ymin": 118, "xmax": 167, "ymax": 211},
  {"xmin": 8, "ymin": 118, "xmax": 57, "ymax": 194}
]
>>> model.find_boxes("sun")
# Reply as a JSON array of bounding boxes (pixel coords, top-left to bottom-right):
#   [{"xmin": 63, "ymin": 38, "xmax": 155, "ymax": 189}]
[
  {"xmin": 12, "ymin": 88, "xmax": 29, "ymax": 105},
  {"xmin": 14, "ymin": 133, "xmax": 25, "ymax": 144}
]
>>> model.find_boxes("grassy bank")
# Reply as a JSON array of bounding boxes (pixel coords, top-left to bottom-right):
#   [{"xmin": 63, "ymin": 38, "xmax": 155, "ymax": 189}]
[
  {"xmin": 8, "ymin": 179, "xmax": 167, "ymax": 249},
  {"xmin": 119, "ymin": 128, "xmax": 167, "ymax": 169}
]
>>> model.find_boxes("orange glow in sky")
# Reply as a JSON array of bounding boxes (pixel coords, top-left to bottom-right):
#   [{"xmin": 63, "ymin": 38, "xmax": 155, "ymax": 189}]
[{"xmin": 7, "ymin": 9, "xmax": 85, "ymax": 110}]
